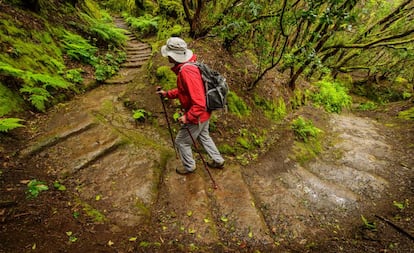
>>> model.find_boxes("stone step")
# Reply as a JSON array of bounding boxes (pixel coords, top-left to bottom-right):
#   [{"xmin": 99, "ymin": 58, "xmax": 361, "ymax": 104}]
[
  {"xmin": 126, "ymin": 55, "xmax": 151, "ymax": 62},
  {"xmin": 212, "ymin": 165, "xmax": 273, "ymax": 244},
  {"xmin": 126, "ymin": 44, "xmax": 151, "ymax": 50},
  {"xmin": 19, "ymin": 120, "xmax": 96, "ymax": 158},
  {"xmin": 127, "ymin": 51, "xmax": 151, "ymax": 57},
  {"xmin": 281, "ymin": 165, "xmax": 359, "ymax": 210},
  {"xmin": 104, "ymin": 68, "xmax": 142, "ymax": 84},
  {"xmin": 31, "ymin": 124, "xmax": 123, "ymax": 177},
  {"xmin": 308, "ymin": 161, "xmax": 389, "ymax": 199},
  {"xmin": 75, "ymin": 143, "xmax": 163, "ymax": 227},
  {"xmin": 155, "ymin": 158, "xmax": 219, "ymax": 243},
  {"xmin": 121, "ymin": 61, "xmax": 147, "ymax": 68}
]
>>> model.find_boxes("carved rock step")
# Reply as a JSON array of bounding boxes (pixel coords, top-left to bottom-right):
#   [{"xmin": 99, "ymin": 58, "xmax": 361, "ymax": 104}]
[
  {"xmin": 126, "ymin": 44, "xmax": 151, "ymax": 51},
  {"xmin": 121, "ymin": 61, "xmax": 147, "ymax": 68},
  {"xmin": 104, "ymin": 68, "xmax": 142, "ymax": 84},
  {"xmin": 30, "ymin": 124, "xmax": 123, "ymax": 177},
  {"xmin": 127, "ymin": 55, "xmax": 151, "ymax": 61},
  {"xmin": 75, "ymin": 142, "xmax": 162, "ymax": 227}
]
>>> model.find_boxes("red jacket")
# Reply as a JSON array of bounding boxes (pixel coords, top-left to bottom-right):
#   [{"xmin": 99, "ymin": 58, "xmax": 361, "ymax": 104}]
[{"xmin": 166, "ymin": 55, "xmax": 211, "ymax": 124}]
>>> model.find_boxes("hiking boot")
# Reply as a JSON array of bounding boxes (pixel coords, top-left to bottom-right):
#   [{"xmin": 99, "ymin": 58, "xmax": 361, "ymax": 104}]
[
  {"xmin": 176, "ymin": 167, "xmax": 196, "ymax": 175},
  {"xmin": 207, "ymin": 160, "xmax": 224, "ymax": 169}
]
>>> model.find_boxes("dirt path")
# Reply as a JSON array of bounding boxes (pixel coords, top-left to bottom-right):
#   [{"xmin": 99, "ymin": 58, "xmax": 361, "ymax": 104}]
[{"xmin": 1, "ymin": 17, "xmax": 413, "ymax": 252}]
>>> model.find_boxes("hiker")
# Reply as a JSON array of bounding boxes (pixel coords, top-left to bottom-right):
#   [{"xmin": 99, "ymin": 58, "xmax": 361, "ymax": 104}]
[{"xmin": 156, "ymin": 37, "xmax": 225, "ymax": 175}]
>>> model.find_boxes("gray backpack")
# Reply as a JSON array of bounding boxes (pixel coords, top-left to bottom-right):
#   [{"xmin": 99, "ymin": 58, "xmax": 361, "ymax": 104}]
[{"xmin": 181, "ymin": 62, "xmax": 229, "ymax": 111}]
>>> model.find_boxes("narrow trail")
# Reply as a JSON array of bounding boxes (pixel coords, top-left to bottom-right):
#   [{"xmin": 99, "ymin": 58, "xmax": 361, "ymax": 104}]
[{"xmin": 16, "ymin": 17, "xmax": 413, "ymax": 250}]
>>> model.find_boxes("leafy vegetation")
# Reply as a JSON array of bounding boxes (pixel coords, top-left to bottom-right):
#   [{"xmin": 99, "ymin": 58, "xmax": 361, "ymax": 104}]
[
  {"xmin": 357, "ymin": 101, "xmax": 378, "ymax": 111},
  {"xmin": 291, "ymin": 116, "xmax": 323, "ymax": 164},
  {"xmin": 0, "ymin": 118, "xmax": 25, "ymax": 132},
  {"xmin": 398, "ymin": 106, "xmax": 414, "ymax": 120},
  {"xmin": 254, "ymin": 95, "xmax": 287, "ymax": 122},
  {"xmin": 0, "ymin": 0, "xmax": 127, "ymax": 117},
  {"xmin": 227, "ymin": 91, "xmax": 250, "ymax": 117},
  {"xmin": 155, "ymin": 66, "xmax": 176, "ymax": 90},
  {"xmin": 311, "ymin": 79, "xmax": 352, "ymax": 113},
  {"xmin": 291, "ymin": 116, "xmax": 322, "ymax": 143},
  {"xmin": 361, "ymin": 215, "xmax": 377, "ymax": 231},
  {"xmin": 26, "ymin": 179, "xmax": 49, "ymax": 198},
  {"xmin": 124, "ymin": 13, "xmax": 160, "ymax": 37}
]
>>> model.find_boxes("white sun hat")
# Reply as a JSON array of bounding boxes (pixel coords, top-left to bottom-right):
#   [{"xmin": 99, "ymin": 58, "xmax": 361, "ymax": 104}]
[{"xmin": 161, "ymin": 37, "xmax": 193, "ymax": 63}]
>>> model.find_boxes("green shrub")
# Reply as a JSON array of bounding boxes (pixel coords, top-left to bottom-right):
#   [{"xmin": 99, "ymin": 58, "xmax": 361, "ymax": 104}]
[
  {"xmin": 156, "ymin": 18, "xmax": 185, "ymax": 40},
  {"xmin": 156, "ymin": 66, "xmax": 176, "ymax": 89},
  {"xmin": 357, "ymin": 101, "xmax": 378, "ymax": 111},
  {"xmin": 26, "ymin": 179, "xmax": 49, "ymax": 198},
  {"xmin": 125, "ymin": 14, "xmax": 159, "ymax": 37},
  {"xmin": 291, "ymin": 88, "xmax": 312, "ymax": 109},
  {"xmin": 79, "ymin": 12, "xmax": 127, "ymax": 46},
  {"xmin": 254, "ymin": 95, "xmax": 286, "ymax": 121},
  {"xmin": 398, "ymin": 107, "xmax": 414, "ymax": 120},
  {"xmin": 227, "ymin": 91, "xmax": 250, "ymax": 117},
  {"xmin": 312, "ymin": 80, "xmax": 352, "ymax": 113},
  {"xmin": 65, "ymin": 69, "xmax": 84, "ymax": 84},
  {"xmin": 61, "ymin": 31, "xmax": 98, "ymax": 64},
  {"xmin": 291, "ymin": 116, "xmax": 322, "ymax": 143},
  {"xmin": 218, "ymin": 144, "xmax": 236, "ymax": 155},
  {"xmin": 237, "ymin": 136, "xmax": 251, "ymax": 149}
]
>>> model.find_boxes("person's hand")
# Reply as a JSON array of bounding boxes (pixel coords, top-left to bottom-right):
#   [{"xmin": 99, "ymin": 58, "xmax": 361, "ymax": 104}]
[
  {"xmin": 156, "ymin": 86, "xmax": 167, "ymax": 97},
  {"xmin": 178, "ymin": 114, "xmax": 187, "ymax": 124}
]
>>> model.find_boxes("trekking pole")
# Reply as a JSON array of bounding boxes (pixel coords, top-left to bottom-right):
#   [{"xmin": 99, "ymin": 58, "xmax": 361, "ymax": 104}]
[
  {"xmin": 157, "ymin": 87, "xmax": 178, "ymax": 158},
  {"xmin": 184, "ymin": 125, "xmax": 218, "ymax": 190}
]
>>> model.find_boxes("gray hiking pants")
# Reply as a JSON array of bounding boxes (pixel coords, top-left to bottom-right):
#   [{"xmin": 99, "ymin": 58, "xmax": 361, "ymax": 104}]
[{"xmin": 175, "ymin": 120, "xmax": 224, "ymax": 172}]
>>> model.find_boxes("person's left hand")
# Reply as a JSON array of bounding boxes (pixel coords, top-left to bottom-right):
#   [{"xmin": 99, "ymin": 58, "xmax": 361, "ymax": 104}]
[{"xmin": 178, "ymin": 115, "xmax": 187, "ymax": 124}]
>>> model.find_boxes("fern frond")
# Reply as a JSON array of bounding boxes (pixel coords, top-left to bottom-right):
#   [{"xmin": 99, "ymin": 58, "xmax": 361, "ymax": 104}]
[
  {"xmin": 0, "ymin": 118, "xmax": 25, "ymax": 132},
  {"xmin": 27, "ymin": 73, "xmax": 72, "ymax": 90},
  {"xmin": 0, "ymin": 62, "xmax": 25, "ymax": 78},
  {"xmin": 61, "ymin": 32, "xmax": 97, "ymax": 63},
  {"xmin": 20, "ymin": 86, "xmax": 51, "ymax": 112}
]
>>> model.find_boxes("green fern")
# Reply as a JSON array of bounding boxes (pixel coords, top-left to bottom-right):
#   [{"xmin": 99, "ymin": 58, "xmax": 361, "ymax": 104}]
[
  {"xmin": 0, "ymin": 83, "xmax": 24, "ymax": 116},
  {"xmin": 20, "ymin": 86, "xmax": 51, "ymax": 112},
  {"xmin": 125, "ymin": 14, "xmax": 159, "ymax": 36},
  {"xmin": 61, "ymin": 32, "xmax": 98, "ymax": 64},
  {"xmin": 291, "ymin": 116, "xmax": 322, "ymax": 143},
  {"xmin": 0, "ymin": 62, "xmax": 25, "ymax": 77},
  {"xmin": 0, "ymin": 118, "xmax": 25, "ymax": 132},
  {"xmin": 27, "ymin": 73, "xmax": 72, "ymax": 90},
  {"xmin": 79, "ymin": 13, "xmax": 127, "ymax": 46}
]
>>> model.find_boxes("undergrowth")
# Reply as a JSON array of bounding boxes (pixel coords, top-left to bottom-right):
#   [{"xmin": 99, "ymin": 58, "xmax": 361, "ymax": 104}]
[
  {"xmin": 0, "ymin": 1, "xmax": 126, "ymax": 115},
  {"xmin": 291, "ymin": 116, "xmax": 323, "ymax": 164},
  {"xmin": 227, "ymin": 91, "xmax": 250, "ymax": 117},
  {"xmin": 254, "ymin": 95, "xmax": 287, "ymax": 122},
  {"xmin": 311, "ymin": 79, "xmax": 352, "ymax": 113}
]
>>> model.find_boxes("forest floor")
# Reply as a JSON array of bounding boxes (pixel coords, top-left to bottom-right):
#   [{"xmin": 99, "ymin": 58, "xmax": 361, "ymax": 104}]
[{"xmin": 1, "ymin": 15, "xmax": 414, "ymax": 253}]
